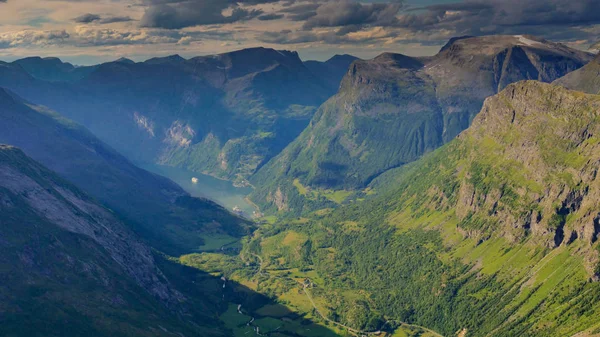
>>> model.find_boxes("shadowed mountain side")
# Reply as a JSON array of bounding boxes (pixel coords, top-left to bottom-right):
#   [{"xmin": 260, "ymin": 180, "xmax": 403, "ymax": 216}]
[
  {"xmin": 304, "ymin": 54, "xmax": 361, "ymax": 95},
  {"xmin": 0, "ymin": 88, "xmax": 251, "ymax": 256},
  {"xmin": 0, "ymin": 145, "xmax": 228, "ymax": 337},
  {"xmin": 0, "ymin": 47, "xmax": 342, "ymax": 185}
]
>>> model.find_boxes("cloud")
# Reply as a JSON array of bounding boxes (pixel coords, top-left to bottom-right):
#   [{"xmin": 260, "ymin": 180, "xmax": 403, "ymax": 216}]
[
  {"xmin": 397, "ymin": 0, "xmax": 600, "ymax": 42},
  {"xmin": 73, "ymin": 26, "xmax": 177, "ymax": 46},
  {"xmin": 279, "ymin": 3, "xmax": 320, "ymax": 21},
  {"xmin": 258, "ymin": 13, "xmax": 284, "ymax": 21},
  {"xmin": 0, "ymin": 30, "xmax": 69, "ymax": 49},
  {"xmin": 302, "ymin": 0, "xmax": 403, "ymax": 30},
  {"xmin": 74, "ymin": 13, "xmax": 101, "ymax": 23},
  {"xmin": 258, "ymin": 26, "xmax": 397, "ymax": 45},
  {"xmin": 139, "ymin": 0, "xmax": 283, "ymax": 29},
  {"xmin": 74, "ymin": 13, "xmax": 134, "ymax": 24},
  {"xmin": 0, "ymin": 27, "xmax": 217, "ymax": 50}
]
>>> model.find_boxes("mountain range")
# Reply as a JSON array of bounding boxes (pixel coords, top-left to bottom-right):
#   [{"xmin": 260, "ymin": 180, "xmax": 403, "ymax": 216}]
[
  {"xmin": 242, "ymin": 80, "xmax": 600, "ymax": 337},
  {"xmin": 250, "ymin": 35, "xmax": 594, "ymax": 214},
  {"xmin": 2, "ymin": 33, "xmax": 600, "ymax": 337},
  {"xmin": 0, "ymin": 49, "xmax": 357, "ymax": 186}
]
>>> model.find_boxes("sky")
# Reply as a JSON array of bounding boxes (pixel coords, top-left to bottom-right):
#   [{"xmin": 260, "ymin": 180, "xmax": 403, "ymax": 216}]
[{"xmin": 0, "ymin": 0, "xmax": 599, "ymax": 65}]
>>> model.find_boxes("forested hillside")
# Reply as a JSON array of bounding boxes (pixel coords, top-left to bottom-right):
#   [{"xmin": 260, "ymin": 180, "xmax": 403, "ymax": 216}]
[
  {"xmin": 250, "ymin": 36, "xmax": 593, "ymax": 215},
  {"xmin": 219, "ymin": 81, "xmax": 600, "ymax": 337}
]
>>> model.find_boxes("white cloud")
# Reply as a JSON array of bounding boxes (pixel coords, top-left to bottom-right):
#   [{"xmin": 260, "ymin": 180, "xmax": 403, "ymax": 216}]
[{"xmin": 0, "ymin": 29, "xmax": 69, "ymax": 48}]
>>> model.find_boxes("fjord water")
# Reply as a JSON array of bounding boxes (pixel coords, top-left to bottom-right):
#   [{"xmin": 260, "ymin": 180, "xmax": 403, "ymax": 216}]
[{"xmin": 143, "ymin": 164, "xmax": 255, "ymax": 215}]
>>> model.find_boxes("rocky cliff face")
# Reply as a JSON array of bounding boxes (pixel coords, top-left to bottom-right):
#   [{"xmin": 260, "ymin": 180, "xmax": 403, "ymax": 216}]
[
  {"xmin": 250, "ymin": 35, "xmax": 593, "ymax": 214},
  {"xmin": 0, "ymin": 145, "xmax": 179, "ymax": 304},
  {"xmin": 0, "ymin": 145, "xmax": 227, "ymax": 336},
  {"xmin": 554, "ymin": 53, "xmax": 600, "ymax": 94},
  {"xmin": 451, "ymin": 81, "xmax": 600, "ymax": 248}
]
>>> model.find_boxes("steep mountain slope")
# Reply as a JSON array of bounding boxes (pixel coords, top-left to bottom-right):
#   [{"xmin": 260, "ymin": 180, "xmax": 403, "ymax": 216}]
[
  {"xmin": 244, "ymin": 81, "xmax": 600, "ymax": 336},
  {"xmin": 304, "ymin": 54, "xmax": 360, "ymax": 95},
  {"xmin": 555, "ymin": 53, "xmax": 600, "ymax": 94},
  {"xmin": 0, "ymin": 48, "xmax": 333, "ymax": 185},
  {"xmin": 0, "ymin": 88, "xmax": 250, "ymax": 255},
  {"xmin": 251, "ymin": 35, "xmax": 593, "ymax": 214},
  {"xmin": 0, "ymin": 145, "xmax": 226, "ymax": 337},
  {"xmin": 11, "ymin": 57, "xmax": 96, "ymax": 82}
]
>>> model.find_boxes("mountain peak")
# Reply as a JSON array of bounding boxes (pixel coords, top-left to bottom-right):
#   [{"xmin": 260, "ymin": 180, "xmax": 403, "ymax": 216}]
[
  {"xmin": 439, "ymin": 35, "xmax": 474, "ymax": 52},
  {"xmin": 372, "ymin": 52, "xmax": 423, "ymax": 69},
  {"xmin": 326, "ymin": 54, "xmax": 359, "ymax": 64},
  {"xmin": 115, "ymin": 57, "xmax": 135, "ymax": 64},
  {"xmin": 437, "ymin": 34, "xmax": 580, "ymax": 59},
  {"xmin": 144, "ymin": 54, "xmax": 186, "ymax": 65},
  {"xmin": 554, "ymin": 51, "xmax": 600, "ymax": 94},
  {"xmin": 0, "ymin": 144, "xmax": 15, "ymax": 151},
  {"xmin": 14, "ymin": 56, "xmax": 73, "ymax": 67}
]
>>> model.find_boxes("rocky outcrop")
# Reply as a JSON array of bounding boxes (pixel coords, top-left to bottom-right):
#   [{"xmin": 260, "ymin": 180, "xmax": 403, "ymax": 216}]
[
  {"xmin": 453, "ymin": 81, "xmax": 600, "ymax": 247},
  {"xmin": 0, "ymin": 145, "xmax": 182, "ymax": 306}
]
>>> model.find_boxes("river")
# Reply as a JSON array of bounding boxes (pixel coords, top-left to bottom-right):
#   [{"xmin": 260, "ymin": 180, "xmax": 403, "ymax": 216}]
[{"xmin": 141, "ymin": 164, "xmax": 256, "ymax": 215}]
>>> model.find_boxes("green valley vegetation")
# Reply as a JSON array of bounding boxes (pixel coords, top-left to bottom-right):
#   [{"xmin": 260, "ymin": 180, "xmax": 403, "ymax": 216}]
[
  {"xmin": 0, "ymin": 142, "xmax": 350, "ymax": 337},
  {"xmin": 186, "ymin": 81, "xmax": 600, "ymax": 337},
  {"xmin": 250, "ymin": 35, "xmax": 594, "ymax": 216}
]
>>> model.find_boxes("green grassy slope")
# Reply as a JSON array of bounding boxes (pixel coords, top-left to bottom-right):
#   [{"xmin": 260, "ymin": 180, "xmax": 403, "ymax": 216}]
[{"xmin": 243, "ymin": 82, "xmax": 600, "ymax": 336}]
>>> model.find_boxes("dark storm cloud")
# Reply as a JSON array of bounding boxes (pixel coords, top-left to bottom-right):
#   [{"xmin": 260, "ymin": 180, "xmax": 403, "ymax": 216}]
[
  {"xmin": 398, "ymin": 0, "xmax": 600, "ymax": 37},
  {"xmin": 100, "ymin": 16, "xmax": 134, "ymax": 24},
  {"xmin": 258, "ymin": 13, "xmax": 285, "ymax": 21},
  {"xmin": 279, "ymin": 3, "xmax": 319, "ymax": 21},
  {"xmin": 302, "ymin": 0, "xmax": 403, "ymax": 30},
  {"xmin": 74, "ymin": 13, "xmax": 102, "ymax": 23},
  {"xmin": 140, "ymin": 0, "xmax": 281, "ymax": 29},
  {"xmin": 74, "ymin": 13, "xmax": 133, "ymax": 24}
]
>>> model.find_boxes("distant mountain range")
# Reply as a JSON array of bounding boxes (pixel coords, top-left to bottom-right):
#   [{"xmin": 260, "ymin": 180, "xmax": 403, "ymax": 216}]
[
  {"xmin": 0, "ymin": 49, "xmax": 358, "ymax": 186},
  {"xmin": 250, "ymin": 35, "xmax": 594, "ymax": 214},
  {"xmin": 0, "ymin": 88, "xmax": 250, "ymax": 255}
]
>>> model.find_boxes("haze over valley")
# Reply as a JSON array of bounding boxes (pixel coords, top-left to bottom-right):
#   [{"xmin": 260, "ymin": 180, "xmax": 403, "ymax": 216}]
[{"xmin": 2, "ymin": 1, "xmax": 600, "ymax": 336}]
